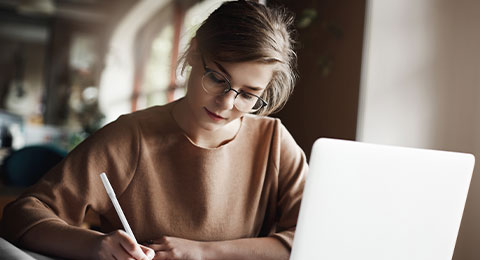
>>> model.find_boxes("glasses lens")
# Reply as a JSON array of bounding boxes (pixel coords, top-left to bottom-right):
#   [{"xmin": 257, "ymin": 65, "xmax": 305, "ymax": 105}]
[
  {"xmin": 234, "ymin": 92, "xmax": 263, "ymax": 112},
  {"xmin": 251, "ymin": 98, "xmax": 265, "ymax": 111},
  {"xmin": 202, "ymin": 71, "xmax": 229, "ymax": 95},
  {"xmin": 202, "ymin": 71, "xmax": 267, "ymax": 113}
]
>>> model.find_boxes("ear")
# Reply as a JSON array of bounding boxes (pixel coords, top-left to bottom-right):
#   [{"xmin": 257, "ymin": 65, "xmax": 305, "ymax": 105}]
[{"xmin": 186, "ymin": 38, "xmax": 200, "ymax": 66}]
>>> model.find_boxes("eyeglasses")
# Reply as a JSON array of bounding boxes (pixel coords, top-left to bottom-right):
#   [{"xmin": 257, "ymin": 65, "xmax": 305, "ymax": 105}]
[{"xmin": 201, "ymin": 56, "xmax": 268, "ymax": 113}]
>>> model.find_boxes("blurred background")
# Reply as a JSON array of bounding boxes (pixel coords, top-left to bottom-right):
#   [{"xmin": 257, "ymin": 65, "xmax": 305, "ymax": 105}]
[{"xmin": 0, "ymin": 0, "xmax": 479, "ymax": 259}]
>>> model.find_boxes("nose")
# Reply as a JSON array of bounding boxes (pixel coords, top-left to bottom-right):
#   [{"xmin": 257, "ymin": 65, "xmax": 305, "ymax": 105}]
[{"xmin": 215, "ymin": 89, "xmax": 236, "ymax": 110}]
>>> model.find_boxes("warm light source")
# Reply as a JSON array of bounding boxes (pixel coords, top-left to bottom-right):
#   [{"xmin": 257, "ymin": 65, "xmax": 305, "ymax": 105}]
[{"xmin": 17, "ymin": 0, "xmax": 56, "ymax": 15}]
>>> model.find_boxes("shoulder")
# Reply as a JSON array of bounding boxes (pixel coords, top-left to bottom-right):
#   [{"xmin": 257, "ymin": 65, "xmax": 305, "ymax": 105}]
[
  {"xmin": 106, "ymin": 101, "xmax": 179, "ymax": 136},
  {"xmin": 119, "ymin": 102, "xmax": 175, "ymax": 127},
  {"xmin": 242, "ymin": 114, "xmax": 292, "ymax": 141},
  {"xmin": 242, "ymin": 114, "xmax": 280, "ymax": 133},
  {"xmin": 240, "ymin": 114, "xmax": 302, "ymax": 158},
  {"xmin": 242, "ymin": 115, "xmax": 307, "ymax": 181},
  {"xmin": 73, "ymin": 102, "xmax": 177, "ymax": 153}
]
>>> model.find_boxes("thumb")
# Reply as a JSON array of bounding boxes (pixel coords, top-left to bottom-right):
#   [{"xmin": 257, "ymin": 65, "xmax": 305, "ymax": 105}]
[{"xmin": 143, "ymin": 246, "xmax": 155, "ymax": 260}]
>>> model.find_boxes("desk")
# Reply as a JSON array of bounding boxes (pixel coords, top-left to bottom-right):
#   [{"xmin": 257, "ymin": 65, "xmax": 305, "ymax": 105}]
[{"xmin": 0, "ymin": 237, "xmax": 58, "ymax": 260}]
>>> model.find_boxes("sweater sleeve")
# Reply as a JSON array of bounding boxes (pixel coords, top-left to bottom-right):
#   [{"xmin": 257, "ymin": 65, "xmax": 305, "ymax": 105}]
[
  {"xmin": 0, "ymin": 115, "xmax": 140, "ymax": 243},
  {"xmin": 269, "ymin": 121, "xmax": 308, "ymax": 249}
]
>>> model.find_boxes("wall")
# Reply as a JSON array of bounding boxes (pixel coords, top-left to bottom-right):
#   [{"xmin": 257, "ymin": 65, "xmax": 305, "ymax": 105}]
[
  {"xmin": 357, "ymin": 1, "xmax": 480, "ymax": 259},
  {"xmin": 99, "ymin": 0, "xmax": 172, "ymax": 124},
  {"xmin": 275, "ymin": 0, "xmax": 367, "ymax": 158}
]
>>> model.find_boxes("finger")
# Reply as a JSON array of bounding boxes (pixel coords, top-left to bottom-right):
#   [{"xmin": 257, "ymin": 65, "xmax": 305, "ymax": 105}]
[
  {"xmin": 111, "ymin": 248, "xmax": 135, "ymax": 260},
  {"xmin": 154, "ymin": 250, "xmax": 173, "ymax": 260},
  {"xmin": 120, "ymin": 242, "xmax": 150, "ymax": 260},
  {"xmin": 148, "ymin": 236, "xmax": 167, "ymax": 245},
  {"xmin": 117, "ymin": 233, "xmax": 150, "ymax": 260},
  {"xmin": 146, "ymin": 236, "xmax": 173, "ymax": 252},
  {"xmin": 104, "ymin": 231, "xmax": 136, "ymax": 260},
  {"xmin": 146, "ymin": 243, "xmax": 171, "ymax": 252},
  {"xmin": 140, "ymin": 245, "xmax": 155, "ymax": 259}
]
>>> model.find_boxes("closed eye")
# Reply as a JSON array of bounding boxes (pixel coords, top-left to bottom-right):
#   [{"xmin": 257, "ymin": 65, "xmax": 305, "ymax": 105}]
[
  {"xmin": 207, "ymin": 72, "xmax": 226, "ymax": 84},
  {"xmin": 239, "ymin": 91, "xmax": 255, "ymax": 100}
]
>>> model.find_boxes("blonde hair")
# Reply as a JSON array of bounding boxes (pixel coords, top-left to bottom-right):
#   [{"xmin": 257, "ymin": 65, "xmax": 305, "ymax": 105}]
[{"xmin": 180, "ymin": 0, "xmax": 297, "ymax": 115}]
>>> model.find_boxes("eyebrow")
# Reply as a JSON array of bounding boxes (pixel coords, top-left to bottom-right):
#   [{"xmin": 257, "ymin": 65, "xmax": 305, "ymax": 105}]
[{"xmin": 213, "ymin": 61, "xmax": 264, "ymax": 92}]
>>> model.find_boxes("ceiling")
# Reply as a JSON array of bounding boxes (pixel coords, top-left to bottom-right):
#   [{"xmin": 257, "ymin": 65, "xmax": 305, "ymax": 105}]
[
  {"xmin": 0, "ymin": 0, "xmax": 139, "ymax": 44},
  {"xmin": 0, "ymin": 0, "xmax": 135, "ymax": 22}
]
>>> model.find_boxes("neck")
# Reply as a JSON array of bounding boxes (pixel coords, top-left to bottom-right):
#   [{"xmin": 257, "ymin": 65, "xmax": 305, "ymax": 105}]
[{"xmin": 172, "ymin": 99, "xmax": 241, "ymax": 148}]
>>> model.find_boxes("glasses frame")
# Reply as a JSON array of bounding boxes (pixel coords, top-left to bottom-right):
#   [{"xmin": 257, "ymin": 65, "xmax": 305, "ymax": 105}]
[{"xmin": 200, "ymin": 55, "xmax": 268, "ymax": 113}]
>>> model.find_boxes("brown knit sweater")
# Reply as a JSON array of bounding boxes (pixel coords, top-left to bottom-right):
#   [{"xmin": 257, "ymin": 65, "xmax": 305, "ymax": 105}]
[{"xmin": 0, "ymin": 100, "xmax": 307, "ymax": 250}]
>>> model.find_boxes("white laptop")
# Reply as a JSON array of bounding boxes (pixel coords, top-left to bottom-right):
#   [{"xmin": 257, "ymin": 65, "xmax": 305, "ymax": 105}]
[{"xmin": 290, "ymin": 138, "xmax": 475, "ymax": 260}]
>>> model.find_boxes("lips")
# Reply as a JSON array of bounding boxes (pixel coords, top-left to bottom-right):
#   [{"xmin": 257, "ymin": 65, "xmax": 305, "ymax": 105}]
[{"xmin": 204, "ymin": 108, "xmax": 226, "ymax": 121}]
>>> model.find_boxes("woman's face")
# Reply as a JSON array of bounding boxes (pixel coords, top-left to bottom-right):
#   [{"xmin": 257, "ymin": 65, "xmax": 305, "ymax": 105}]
[{"xmin": 184, "ymin": 55, "xmax": 276, "ymax": 133}]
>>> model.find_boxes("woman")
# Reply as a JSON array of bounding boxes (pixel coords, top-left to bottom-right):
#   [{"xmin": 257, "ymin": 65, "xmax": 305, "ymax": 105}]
[{"xmin": 0, "ymin": 1, "xmax": 307, "ymax": 259}]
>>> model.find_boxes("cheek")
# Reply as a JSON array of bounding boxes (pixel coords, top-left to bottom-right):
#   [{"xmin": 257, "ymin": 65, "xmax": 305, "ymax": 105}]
[
  {"xmin": 186, "ymin": 76, "xmax": 205, "ymax": 101},
  {"xmin": 185, "ymin": 66, "xmax": 204, "ymax": 94}
]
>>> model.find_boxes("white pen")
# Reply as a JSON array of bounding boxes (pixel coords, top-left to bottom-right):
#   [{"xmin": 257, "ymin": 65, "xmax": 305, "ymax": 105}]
[{"xmin": 100, "ymin": 172, "xmax": 137, "ymax": 244}]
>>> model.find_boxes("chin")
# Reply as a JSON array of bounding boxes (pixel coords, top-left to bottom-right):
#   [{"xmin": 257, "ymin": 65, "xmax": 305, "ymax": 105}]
[
  {"xmin": 202, "ymin": 117, "xmax": 240, "ymax": 133},
  {"xmin": 201, "ymin": 120, "xmax": 229, "ymax": 131}
]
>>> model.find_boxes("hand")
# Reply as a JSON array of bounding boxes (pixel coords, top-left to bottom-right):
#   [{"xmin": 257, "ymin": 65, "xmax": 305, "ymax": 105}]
[
  {"xmin": 95, "ymin": 230, "xmax": 155, "ymax": 260},
  {"xmin": 146, "ymin": 236, "xmax": 205, "ymax": 260}
]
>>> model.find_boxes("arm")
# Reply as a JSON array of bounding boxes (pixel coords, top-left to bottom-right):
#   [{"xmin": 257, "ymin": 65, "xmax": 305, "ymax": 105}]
[
  {"xmin": 148, "ymin": 236, "xmax": 289, "ymax": 260},
  {"xmin": 0, "ymin": 115, "xmax": 147, "ymax": 259},
  {"xmin": 18, "ymin": 220, "xmax": 154, "ymax": 260}
]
